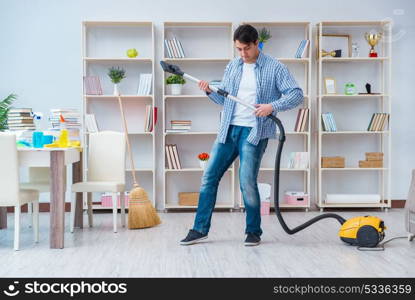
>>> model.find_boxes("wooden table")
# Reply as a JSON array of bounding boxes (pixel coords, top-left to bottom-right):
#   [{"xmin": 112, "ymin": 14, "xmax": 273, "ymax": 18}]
[{"xmin": 0, "ymin": 147, "xmax": 82, "ymax": 249}]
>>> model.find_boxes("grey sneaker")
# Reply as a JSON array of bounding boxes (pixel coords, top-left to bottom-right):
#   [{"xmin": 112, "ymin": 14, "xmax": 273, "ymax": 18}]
[
  {"xmin": 244, "ymin": 233, "xmax": 261, "ymax": 246},
  {"xmin": 180, "ymin": 229, "xmax": 208, "ymax": 245}
]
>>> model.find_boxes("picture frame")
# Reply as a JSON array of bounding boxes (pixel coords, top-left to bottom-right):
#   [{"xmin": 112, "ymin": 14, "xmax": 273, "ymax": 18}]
[
  {"xmin": 320, "ymin": 34, "xmax": 351, "ymax": 58},
  {"xmin": 324, "ymin": 77, "xmax": 336, "ymax": 94}
]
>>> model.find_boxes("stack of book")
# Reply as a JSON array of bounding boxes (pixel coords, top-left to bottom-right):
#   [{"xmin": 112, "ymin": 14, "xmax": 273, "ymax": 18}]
[
  {"xmin": 137, "ymin": 73, "xmax": 152, "ymax": 95},
  {"xmin": 7, "ymin": 108, "xmax": 35, "ymax": 131},
  {"xmin": 83, "ymin": 76, "xmax": 103, "ymax": 95},
  {"xmin": 165, "ymin": 144, "xmax": 182, "ymax": 169},
  {"xmin": 367, "ymin": 113, "xmax": 389, "ymax": 131},
  {"xmin": 288, "ymin": 152, "xmax": 309, "ymax": 169},
  {"xmin": 166, "ymin": 120, "xmax": 191, "ymax": 133},
  {"xmin": 294, "ymin": 108, "xmax": 309, "ymax": 132},
  {"xmin": 294, "ymin": 40, "xmax": 309, "ymax": 58},
  {"xmin": 144, "ymin": 105, "xmax": 157, "ymax": 132},
  {"xmin": 164, "ymin": 38, "xmax": 186, "ymax": 58},
  {"xmin": 321, "ymin": 112, "xmax": 337, "ymax": 132},
  {"xmin": 48, "ymin": 109, "xmax": 81, "ymax": 141}
]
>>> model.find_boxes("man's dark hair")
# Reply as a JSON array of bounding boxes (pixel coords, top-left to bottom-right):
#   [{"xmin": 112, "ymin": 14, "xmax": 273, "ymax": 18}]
[{"xmin": 233, "ymin": 24, "xmax": 258, "ymax": 44}]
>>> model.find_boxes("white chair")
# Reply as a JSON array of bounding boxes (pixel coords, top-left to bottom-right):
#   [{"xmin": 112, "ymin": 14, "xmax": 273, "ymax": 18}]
[
  {"xmin": 70, "ymin": 131, "xmax": 126, "ymax": 233},
  {"xmin": 0, "ymin": 132, "xmax": 40, "ymax": 250}
]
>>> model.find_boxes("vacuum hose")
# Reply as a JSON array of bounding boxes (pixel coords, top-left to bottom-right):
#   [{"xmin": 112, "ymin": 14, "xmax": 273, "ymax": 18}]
[{"xmin": 268, "ymin": 114, "xmax": 346, "ymax": 233}]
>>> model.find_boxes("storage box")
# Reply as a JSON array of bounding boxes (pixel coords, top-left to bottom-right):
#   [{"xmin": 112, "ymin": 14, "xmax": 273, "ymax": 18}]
[
  {"xmin": 179, "ymin": 192, "xmax": 199, "ymax": 206},
  {"xmin": 284, "ymin": 191, "xmax": 309, "ymax": 205},
  {"xmin": 101, "ymin": 193, "xmax": 129, "ymax": 208},
  {"xmin": 365, "ymin": 152, "xmax": 384, "ymax": 161},
  {"xmin": 260, "ymin": 201, "xmax": 270, "ymax": 215},
  {"xmin": 322, "ymin": 156, "xmax": 345, "ymax": 168},
  {"xmin": 359, "ymin": 160, "xmax": 383, "ymax": 168}
]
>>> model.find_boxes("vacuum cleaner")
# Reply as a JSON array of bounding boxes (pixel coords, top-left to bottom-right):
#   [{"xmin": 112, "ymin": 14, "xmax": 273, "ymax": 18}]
[{"xmin": 160, "ymin": 61, "xmax": 386, "ymax": 248}]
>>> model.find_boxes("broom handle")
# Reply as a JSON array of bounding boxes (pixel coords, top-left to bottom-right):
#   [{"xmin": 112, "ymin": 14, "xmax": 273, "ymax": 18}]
[{"xmin": 117, "ymin": 95, "xmax": 139, "ymax": 186}]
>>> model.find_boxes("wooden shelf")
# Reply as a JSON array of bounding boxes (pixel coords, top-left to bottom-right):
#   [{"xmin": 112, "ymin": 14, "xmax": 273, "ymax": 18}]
[
  {"xmin": 165, "ymin": 204, "xmax": 233, "ymax": 209},
  {"xmin": 321, "ymin": 94, "xmax": 387, "ymax": 98},
  {"xmin": 260, "ymin": 168, "xmax": 309, "ymax": 172},
  {"xmin": 321, "ymin": 168, "xmax": 388, "ymax": 171},
  {"xmin": 320, "ymin": 57, "xmax": 389, "ymax": 62},
  {"xmin": 278, "ymin": 58, "xmax": 310, "ymax": 63},
  {"xmin": 165, "ymin": 168, "xmax": 233, "ymax": 173},
  {"xmin": 320, "ymin": 21, "xmax": 390, "ymax": 27},
  {"xmin": 84, "ymin": 57, "xmax": 152, "ymax": 62},
  {"xmin": 164, "ymin": 131, "xmax": 217, "ymax": 135},
  {"xmin": 85, "ymin": 95, "xmax": 153, "ymax": 100},
  {"xmin": 163, "ymin": 58, "xmax": 231, "ymax": 62},
  {"xmin": 321, "ymin": 131, "xmax": 390, "ymax": 135},
  {"xmin": 317, "ymin": 203, "xmax": 389, "ymax": 208},
  {"xmin": 85, "ymin": 132, "xmax": 153, "ymax": 136}
]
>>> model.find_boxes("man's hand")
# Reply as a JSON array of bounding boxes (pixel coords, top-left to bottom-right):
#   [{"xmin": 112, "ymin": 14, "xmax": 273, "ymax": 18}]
[
  {"xmin": 254, "ymin": 104, "xmax": 274, "ymax": 117},
  {"xmin": 198, "ymin": 80, "xmax": 212, "ymax": 93}
]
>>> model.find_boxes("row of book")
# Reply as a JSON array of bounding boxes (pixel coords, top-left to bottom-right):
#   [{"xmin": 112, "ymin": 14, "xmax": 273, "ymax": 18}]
[
  {"xmin": 294, "ymin": 40, "xmax": 309, "ymax": 58},
  {"xmin": 165, "ymin": 144, "xmax": 182, "ymax": 169},
  {"xmin": 321, "ymin": 112, "xmax": 337, "ymax": 132},
  {"xmin": 7, "ymin": 108, "xmax": 35, "ymax": 130},
  {"xmin": 144, "ymin": 105, "xmax": 158, "ymax": 132},
  {"xmin": 287, "ymin": 152, "xmax": 309, "ymax": 169},
  {"xmin": 83, "ymin": 74, "xmax": 153, "ymax": 96},
  {"xmin": 85, "ymin": 114, "xmax": 99, "ymax": 133},
  {"xmin": 294, "ymin": 108, "xmax": 309, "ymax": 132},
  {"xmin": 367, "ymin": 113, "xmax": 389, "ymax": 131},
  {"xmin": 164, "ymin": 38, "xmax": 186, "ymax": 58},
  {"xmin": 166, "ymin": 120, "xmax": 191, "ymax": 133}
]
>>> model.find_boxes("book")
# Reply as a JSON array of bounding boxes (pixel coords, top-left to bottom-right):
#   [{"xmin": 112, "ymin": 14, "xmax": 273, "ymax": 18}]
[
  {"xmin": 83, "ymin": 76, "xmax": 103, "ymax": 95},
  {"xmin": 172, "ymin": 144, "xmax": 182, "ymax": 169},
  {"xmin": 137, "ymin": 73, "xmax": 152, "ymax": 95},
  {"xmin": 294, "ymin": 109, "xmax": 304, "ymax": 132},
  {"xmin": 168, "ymin": 144, "xmax": 178, "ymax": 169},
  {"xmin": 165, "ymin": 144, "xmax": 173, "ymax": 169},
  {"xmin": 301, "ymin": 108, "xmax": 309, "ymax": 132},
  {"xmin": 85, "ymin": 114, "xmax": 98, "ymax": 133},
  {"xmin": 327, "ymin": 112, "xmax": 337, "ymax": 131},
  {"xmin": 164, "ymin": 39, "xmax": 173, "ymax": 58},
  {"xmin": 9, "ymin": 108, "xmax": 32, "ymax": 114},
  {"xmin": 295, "ymin": 40, "xmax": 309, "ymax": 58}
]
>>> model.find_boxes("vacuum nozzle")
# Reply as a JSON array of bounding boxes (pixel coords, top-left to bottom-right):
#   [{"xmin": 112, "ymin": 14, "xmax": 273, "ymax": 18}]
[{"xmin": 160, "ymin": 61, "xmax": 184, "ymax": 76}]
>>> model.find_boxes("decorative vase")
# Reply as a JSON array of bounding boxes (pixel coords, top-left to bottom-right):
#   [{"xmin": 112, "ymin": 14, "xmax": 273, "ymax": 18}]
[
  {"xmin": 170, "ymin": 84, "xmax": 182, "ymax": 95},
  {"xmin": 113, "ymin": 84, "xmax": 119, "ymax": 96},
  {"xmin": 199, "ymin": 160, "xmax": 208, "ymax": 170}
]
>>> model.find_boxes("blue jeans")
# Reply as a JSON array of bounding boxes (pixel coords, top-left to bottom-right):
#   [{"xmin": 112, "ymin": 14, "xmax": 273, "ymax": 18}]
[{"xmin": 193, "ymin": 125, "xmax": 269, "ymax": 236}]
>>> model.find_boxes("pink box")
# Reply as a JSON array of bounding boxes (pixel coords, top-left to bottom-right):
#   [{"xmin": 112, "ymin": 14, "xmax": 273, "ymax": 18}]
[
  {"xmin": 101, "ymin": 194, "xmax": 129, "ymax": 208},
  {"xmin": 260, "ymin": 201, "xmax": 270, "ymax": 215},
  {"xmin": 284, "ymin": 192, "xmax": 309, "ymax": 205}
]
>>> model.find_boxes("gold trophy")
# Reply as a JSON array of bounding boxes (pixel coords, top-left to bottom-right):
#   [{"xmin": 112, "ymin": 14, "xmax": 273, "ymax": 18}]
[
  {"xmin": 321, "ymin": 49, "xmax": 342, "ymax": 58},
  {"xmin": 365, "ymin": 32, "xmax": 382, "ymax": 57}
]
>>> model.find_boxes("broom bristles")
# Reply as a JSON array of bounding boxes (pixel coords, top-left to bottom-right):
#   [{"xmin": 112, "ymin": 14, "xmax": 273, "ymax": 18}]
[{"xmin": 128, "ymin": 185, "xmax": 161, "ymax": 229}]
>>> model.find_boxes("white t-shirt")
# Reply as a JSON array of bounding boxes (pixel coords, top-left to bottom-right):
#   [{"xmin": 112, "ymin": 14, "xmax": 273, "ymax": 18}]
[{"xmin": 230, "ymin": 62, "xmax": 257, "ymax": 127}]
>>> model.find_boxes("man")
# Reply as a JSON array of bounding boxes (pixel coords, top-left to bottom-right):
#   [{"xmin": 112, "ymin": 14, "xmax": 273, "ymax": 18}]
[{"xmin": 180, "ymin": 24, "xmax": 303, "ymax": 246}]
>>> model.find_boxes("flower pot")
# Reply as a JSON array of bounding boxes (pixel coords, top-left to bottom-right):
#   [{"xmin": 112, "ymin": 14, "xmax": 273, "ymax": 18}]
[
  {"xmin": 113, "ymin": 84, "xmax": 119, "ymax": 96},
  {"xmin": 170, "ymin": 84, "xmax": 182, "ymax": 95},
  {"xmin": 258, "ymin": 42, "xmax": 264, "ymax": 51},
  {"xmin": 199, "ymin": 160, "xmax": 208, "ymax": 170}
]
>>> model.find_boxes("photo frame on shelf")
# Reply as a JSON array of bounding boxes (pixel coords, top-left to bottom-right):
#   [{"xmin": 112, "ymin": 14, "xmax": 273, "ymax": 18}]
[
  {"xmin": 321, "ymin": 34, "xmax": 351, "ymax": 58},
  {"xmin": 324, "ymin": 77, "xmax": 336, "ymax": 94}
]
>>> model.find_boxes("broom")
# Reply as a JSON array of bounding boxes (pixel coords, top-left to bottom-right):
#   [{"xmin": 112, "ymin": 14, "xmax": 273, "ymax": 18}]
[{"xmin": 117, "ymin": 95, "xmax": 161, "ymax": 229}]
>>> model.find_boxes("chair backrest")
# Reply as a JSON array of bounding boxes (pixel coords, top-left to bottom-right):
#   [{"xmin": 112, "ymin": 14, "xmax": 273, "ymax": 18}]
[
  {"xmin": 87, "ymin": 131, "xmax": 126, "ymax": 183},
  {"xmin": 0, "ymin": 133, "xmax": 19, "ymax": 206},
  {"xmin": 29, "ymin": 167, "xmax": 50, "ymax": 183},
  {"xmin": 406, "ymin": 169, "xmax": 415, "ymax": 234}
]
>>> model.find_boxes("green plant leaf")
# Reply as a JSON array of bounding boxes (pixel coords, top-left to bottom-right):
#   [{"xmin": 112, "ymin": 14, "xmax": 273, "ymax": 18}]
[
  {"xmin": 0, "ymin": 93, "xmax": 17, "ymax": 131},
  {"xmin": 107, "ymin": 67, "xmax": 126, "ymax": 84}
]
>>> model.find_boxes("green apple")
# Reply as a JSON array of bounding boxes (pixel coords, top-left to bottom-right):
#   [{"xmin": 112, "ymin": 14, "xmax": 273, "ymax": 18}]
[{"xmin": 126, "ymin": 48, "xmax": 138, "ymax": 58}]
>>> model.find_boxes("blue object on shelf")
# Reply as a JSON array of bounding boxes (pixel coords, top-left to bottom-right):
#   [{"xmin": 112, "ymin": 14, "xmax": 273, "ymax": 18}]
[{"xmin": 32, "ymin": 131, "xmax": 44, "ymax": 148}]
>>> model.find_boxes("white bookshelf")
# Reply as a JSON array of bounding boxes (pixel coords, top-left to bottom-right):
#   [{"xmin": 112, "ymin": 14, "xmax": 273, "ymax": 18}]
[
  {"xmin": 237, "ymin": 22, "xmax": 312, "ymax": 211},
  {"xmin": 317, "ymin": 21, "xmax": 392, "ymax": 211},
  {"xmin": 82, "ymin": 21, "xmax": 156, "ymax": 209},
  {"xmin": 162, "ymin": 22, "xmax": 235, "ymax": 210}
]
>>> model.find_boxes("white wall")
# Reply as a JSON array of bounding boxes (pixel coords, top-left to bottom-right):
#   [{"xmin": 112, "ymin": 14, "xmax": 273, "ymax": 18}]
[{"xmin": 1, "ymin": 0, "xmax": 414, "ymax": 205}]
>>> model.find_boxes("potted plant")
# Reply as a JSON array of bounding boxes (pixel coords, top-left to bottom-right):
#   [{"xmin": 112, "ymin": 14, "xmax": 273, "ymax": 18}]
[
  {"xmin": 198, "ymin": 152, "xmax": 210, "ymax": 170},
  {"xmin": 258, "ymin": 28, "xmax": 272, "ymax": 51},
  {"xmin": 107, "ymin": 66, "xmax": 126, "ymax": 95},
  {"xmin": 0, "ymin": 94, "xmax": 16, "ymax": 131},
  {"xmin": 166, "ymin": 74, "xmax": 186, "ymax": 95}
]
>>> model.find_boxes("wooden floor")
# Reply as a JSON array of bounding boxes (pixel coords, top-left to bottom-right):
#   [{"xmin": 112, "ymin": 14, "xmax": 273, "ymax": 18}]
[{"xmin": 0, "ymin": 209, "xmax": 414, "ymax": 277}]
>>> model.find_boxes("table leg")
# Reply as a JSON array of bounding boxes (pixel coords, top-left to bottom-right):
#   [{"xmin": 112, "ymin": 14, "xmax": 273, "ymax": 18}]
[
  {"xmin": 72, "ymin": 154, "xmax": 83, "ymax": 229},
  {"xmin": 0, "ymin": 207, "xmax": 7, "ymax": 229},
  {"xmin": 50, "ymin": 151, "xmax": 66, "ymax": 249}
]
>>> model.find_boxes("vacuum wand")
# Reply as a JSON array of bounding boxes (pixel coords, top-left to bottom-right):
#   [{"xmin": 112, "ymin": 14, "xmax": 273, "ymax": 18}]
[{"xmin": 160, "ymin": 61, "xmax": 346, "ymax": 235}]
